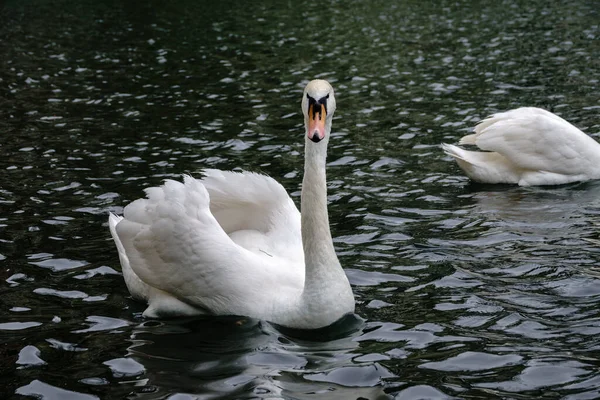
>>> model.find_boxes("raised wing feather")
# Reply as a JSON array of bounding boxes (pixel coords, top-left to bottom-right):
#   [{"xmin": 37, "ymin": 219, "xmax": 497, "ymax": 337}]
[
  {"xmin": 200, "ymin": 169, "xmax": 302, "ymax": 258},
  {"xmin": 115, "ymin": 175, "xmax": 303, "ymax": 317}
]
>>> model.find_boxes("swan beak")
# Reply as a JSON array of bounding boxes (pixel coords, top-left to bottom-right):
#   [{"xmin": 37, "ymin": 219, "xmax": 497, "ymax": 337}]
[{"xmin": 307, "ymin": 103, "xmax": 326, "ymax": 143}]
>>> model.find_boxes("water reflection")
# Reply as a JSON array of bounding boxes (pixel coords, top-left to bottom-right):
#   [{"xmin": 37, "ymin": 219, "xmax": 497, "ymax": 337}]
[{"xmin": 124, "ymin": 316, "xmax": 393, "ymax": 399}]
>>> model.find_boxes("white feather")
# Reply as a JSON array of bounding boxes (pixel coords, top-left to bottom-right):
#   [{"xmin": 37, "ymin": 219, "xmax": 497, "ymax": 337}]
[
  {"xmin": 442, "ymin": 107, "xmax": 600, "ymax": 186},
  {"xmin": 108, "ymin": 80, "xmax": 354, "ymax": 329}
]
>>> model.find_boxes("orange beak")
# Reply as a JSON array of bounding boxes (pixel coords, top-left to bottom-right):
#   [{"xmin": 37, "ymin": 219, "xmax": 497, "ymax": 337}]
[{"xmin": 307, "ymin": 103, "xmax": 326, "ymax": 143}]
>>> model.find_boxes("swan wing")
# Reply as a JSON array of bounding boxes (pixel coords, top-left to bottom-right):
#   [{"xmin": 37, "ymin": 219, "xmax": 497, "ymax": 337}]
[
  {"xmin": 471, "ymin": 107, "xmax": 600, "ymax": 175},
  {"xmin": 200, "ymin": 169, "xmax": 302, "ymax": 259},
  {"xmin": 109, "ymin": 212, "xmax": 207, "ymax": 317},
  {"xmin": 114, "ymin": 176, "xmax": 303, "ymax": 318}
]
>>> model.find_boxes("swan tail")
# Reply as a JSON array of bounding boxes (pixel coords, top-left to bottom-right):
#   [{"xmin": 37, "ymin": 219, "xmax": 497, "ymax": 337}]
[
  {"xmin": 111, "ymin": 205, "xmax": 211, "ymax": 317},
  {"xmin": 108, "ymin": 213, "xmax": 125, "ymax": 254},
  {"xmin": 111, "ymin": 211, "xmax": 207, "ymax": 317},
  {"xmin": 441, "ymin": 143, "xmax": 470, "ymax": 162},
  {"xmin": 108, "ymin": 212, "xmax": 151, "ymax": 301},
  {"xmin": 458, "ymin": 134, "xmax": 477, "ymax": 145},
  {"xmin": 442, "ymin": 143, "xmax": 520, "ymax": 184}
]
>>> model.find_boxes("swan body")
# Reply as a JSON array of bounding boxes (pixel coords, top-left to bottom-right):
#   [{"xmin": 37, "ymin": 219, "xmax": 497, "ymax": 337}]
[
  {"xmin": 108, "ymin": 80, "xmax": 354, "ymax": 329},
  {"xmin": 442, "ymin": 107, "xmax": 600, "ymax": 186}
]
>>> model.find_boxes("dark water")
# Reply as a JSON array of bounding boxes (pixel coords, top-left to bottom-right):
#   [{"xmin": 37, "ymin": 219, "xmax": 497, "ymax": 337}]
[{"xmin": 2, "ymin": 0, "xmax": 600, "ymax": 398}]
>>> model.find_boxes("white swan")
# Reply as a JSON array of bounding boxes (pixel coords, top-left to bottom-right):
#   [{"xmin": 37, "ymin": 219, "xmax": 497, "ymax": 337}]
[
  {"xmin": 442, "ymin": 107, "xmax": 600, "ymax": 186},
  {"xmin": 108, "ymin": 79, "xmax": 354, "ymax": 329}
]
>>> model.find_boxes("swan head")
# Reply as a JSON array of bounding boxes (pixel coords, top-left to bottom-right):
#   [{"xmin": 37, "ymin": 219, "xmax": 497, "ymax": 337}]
[{"xmin": 302, "ymin": 80, "xmax": 336, "ymax": 144}]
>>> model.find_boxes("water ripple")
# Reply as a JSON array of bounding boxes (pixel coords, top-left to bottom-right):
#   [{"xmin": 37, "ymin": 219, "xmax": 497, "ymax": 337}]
[{"xmin": 1, "ymin": 0, "xmax": 599, "ymax": 398}]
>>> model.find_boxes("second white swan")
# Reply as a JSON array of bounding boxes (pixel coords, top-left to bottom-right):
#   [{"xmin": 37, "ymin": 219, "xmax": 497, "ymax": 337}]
[
  {"xmin": 108, "ymin": 79, "xmax": 355, "ymax": 329},
  {"xmin": 442, "ymin": 107, "xmax": 600, "ymax": 186}
]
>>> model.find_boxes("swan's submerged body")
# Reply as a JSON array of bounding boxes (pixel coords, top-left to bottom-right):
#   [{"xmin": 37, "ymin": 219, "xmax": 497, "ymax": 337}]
[
  {"xmin": 442, "ymin": 107, "xmax": 600, "ymax": 186},
  {"xmin": 108, "ymin": 80, "xmax": 354, "ymax": 329}
]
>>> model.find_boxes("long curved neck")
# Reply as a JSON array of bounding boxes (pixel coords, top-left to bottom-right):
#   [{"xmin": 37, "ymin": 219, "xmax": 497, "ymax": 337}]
[
  {"xmin": 293, "ymin": 114, "xmax": 354, "ymax": 328},
  {"xmin": 301, "ymin": 120, "xmax": 341, "ymax": 279}
]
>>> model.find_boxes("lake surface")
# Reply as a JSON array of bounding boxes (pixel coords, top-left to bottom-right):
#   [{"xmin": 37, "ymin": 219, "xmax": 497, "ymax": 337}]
[{"xmin": 1, "ymin": 0, "xmax": 600, "ymax": 398}]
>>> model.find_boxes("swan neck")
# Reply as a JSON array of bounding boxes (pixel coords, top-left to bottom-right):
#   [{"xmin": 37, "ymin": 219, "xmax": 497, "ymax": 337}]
[
  {"xmin": 301, "ymin": 125, "xmax": 337, "ymax": 268},
  {"xmin": 294, "ymin": 109, "xmax": 354, "ymax": 327}
]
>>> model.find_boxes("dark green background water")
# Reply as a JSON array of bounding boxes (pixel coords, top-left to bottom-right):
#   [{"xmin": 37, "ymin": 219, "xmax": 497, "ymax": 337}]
[{"xmin": 1, "ymin": 0, "xmax": 600, "ymax": 398}]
